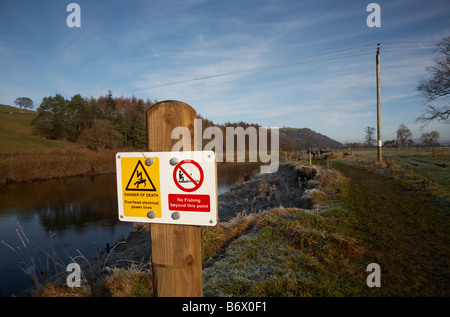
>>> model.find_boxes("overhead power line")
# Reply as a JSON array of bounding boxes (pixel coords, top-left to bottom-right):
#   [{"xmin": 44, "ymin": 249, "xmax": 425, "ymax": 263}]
[
  {"xmin": 116, "ymin": 41, "xmax": 437, "ymax": 95},
  {"xmin": 379, "ymin": 40, "xmax": 436, "ymax": 53}
]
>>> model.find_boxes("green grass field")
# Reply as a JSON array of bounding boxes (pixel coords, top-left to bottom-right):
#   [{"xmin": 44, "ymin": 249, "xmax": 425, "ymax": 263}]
[
  {"xmin": 345, "ymin": 147, "xmax": 450, "ymax": 200},
  {"xmin": 0, "ymin": 104, "xmax": 69, "ymax": 154},
  {"xmin": 201, "ymin": 154, "xmax": 450, "ymax": 297}
]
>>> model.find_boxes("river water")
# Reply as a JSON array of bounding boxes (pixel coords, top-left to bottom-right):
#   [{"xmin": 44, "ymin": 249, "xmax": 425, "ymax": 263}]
[{"xmin": 0, "ymin": 162, "xmax": 261, "ymax": 297}]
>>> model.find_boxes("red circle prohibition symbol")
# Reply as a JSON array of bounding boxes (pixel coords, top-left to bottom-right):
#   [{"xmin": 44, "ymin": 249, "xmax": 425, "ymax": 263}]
[{"xmin": 173, "ymin": 159, "xmax": 204, "ymax": 192}]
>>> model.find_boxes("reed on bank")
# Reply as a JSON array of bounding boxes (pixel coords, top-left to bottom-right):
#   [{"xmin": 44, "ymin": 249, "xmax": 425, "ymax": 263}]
[{"xmin": 0, "ymin": 146, "xmax": 123, "ymax": 183}]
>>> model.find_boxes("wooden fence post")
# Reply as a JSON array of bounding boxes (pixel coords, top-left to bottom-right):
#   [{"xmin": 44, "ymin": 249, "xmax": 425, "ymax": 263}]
[
  {"xmin": 146, "ymin": 100, "xmax": 203, "ymax": 297},
  {"xmin": 308, "ymin": 148, "xmax": 312, "ymax": 166}
]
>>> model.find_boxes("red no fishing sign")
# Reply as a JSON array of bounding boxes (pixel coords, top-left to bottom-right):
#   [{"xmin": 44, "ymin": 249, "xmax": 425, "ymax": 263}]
[{"xmin": 173, "ymin": 159, "xmax": 204, "ymax": 192}]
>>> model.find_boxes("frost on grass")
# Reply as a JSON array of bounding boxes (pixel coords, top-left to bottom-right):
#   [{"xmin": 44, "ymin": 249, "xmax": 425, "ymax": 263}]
[
  {"xmin": 202, "ymin": 222, "xmax": 313, "ymax": 297},
  {"xmin": 204, "ymin": 164, "xmax": 346, "ymax": 297},
  {"xmin": 203, "ymin": 232, "xmax": 278, "ymax": 296},
  {"xmin": 218, "ymin": 164, "xmax": 325, "ymax": 222}
]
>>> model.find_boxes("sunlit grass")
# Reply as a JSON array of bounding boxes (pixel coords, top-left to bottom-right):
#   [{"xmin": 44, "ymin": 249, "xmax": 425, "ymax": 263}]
[
  {"xmin": 202, "ymin": 207, "xmax": 369, "ymax": 297},
  {"xmin": 0, "ymin": 104, "xmax": 70, "ymax": 154}
]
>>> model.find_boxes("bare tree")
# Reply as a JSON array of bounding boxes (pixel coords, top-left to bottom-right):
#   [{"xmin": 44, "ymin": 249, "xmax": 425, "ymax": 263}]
[
  {"xmin": 14, "ymin": 97, "xmax": 34, "ymax": 109},
  {"xmin": 396, "ymin": 124, "xmax": 412, "ymax": 149},
  {"xmin": 416, "ymin": 36, "xmax": 450, "ymax": 126},
  {"xmin": 420, "ymin": 131, "xmax": 440, "ymax": 147}
]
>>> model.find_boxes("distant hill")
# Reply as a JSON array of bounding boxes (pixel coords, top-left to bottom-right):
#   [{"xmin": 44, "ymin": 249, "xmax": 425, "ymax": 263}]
[
  {"xmin": 280, "ymin": 127, "xmax": 344, "ymax": 150},
  {"xmin": 0, "ymin": 104, "xmax": 69, "ymax": 153}
]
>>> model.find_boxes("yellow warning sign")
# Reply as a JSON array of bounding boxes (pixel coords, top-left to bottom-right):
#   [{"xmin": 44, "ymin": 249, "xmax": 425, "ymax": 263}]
[
  {"xmin": 120, "ymin": 157, "xmax": 161, "ymax": 218},
  {"xmin": 125, "ymin": 160, "xmax": 157, "ymax": 191}
]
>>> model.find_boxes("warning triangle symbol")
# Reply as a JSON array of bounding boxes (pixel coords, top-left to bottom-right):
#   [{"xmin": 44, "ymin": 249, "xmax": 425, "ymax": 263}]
[{"xmin": 125, "ymin": 160, "xmax": 156, "ymax": 191}]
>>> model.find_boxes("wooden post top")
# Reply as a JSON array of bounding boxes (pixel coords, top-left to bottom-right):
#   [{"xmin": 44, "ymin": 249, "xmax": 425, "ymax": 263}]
[{"xmin": 146, "ymin": 100, "xmax": 197, "ymax": 153}]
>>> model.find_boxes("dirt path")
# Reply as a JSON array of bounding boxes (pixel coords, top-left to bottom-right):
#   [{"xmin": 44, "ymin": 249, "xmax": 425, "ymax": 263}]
[{"xmin": 333, "ymin": 161, "xmax": 449, "ymax": 296}]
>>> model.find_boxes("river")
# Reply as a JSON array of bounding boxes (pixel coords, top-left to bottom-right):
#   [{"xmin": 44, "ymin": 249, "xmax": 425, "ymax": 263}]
[{"xmin": 0, "ymin": 162, "xmax": 262, "ymax": 297}]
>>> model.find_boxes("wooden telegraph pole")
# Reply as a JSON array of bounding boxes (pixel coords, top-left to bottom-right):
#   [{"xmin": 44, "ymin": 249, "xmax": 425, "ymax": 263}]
[
  {"xmin": 146, "ymin": 100, "xmax": 203, "ymax": 297},
  {"xmin": 376, "ymin": 43, "xmax": 382, "ymax": 162}
]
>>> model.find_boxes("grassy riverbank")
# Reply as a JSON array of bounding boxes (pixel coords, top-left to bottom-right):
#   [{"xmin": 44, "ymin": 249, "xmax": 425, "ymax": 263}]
[
  {"xmin": 29, "ymin": 151, "xmax": 448, "ymax": 297},
  {"xmin": 202, "ymin": 153, "xmax": 448, "ymax": 296},
  {"xmin": 28, "ymin": 163, "xmax": 353, "ymax": 297},
  {"xmin": 5, "ymin": 141, "xmax": 448, "ymax": 296},
  {"xmin": 0, "ymin": 104, "xmax": 131, "ymax": 183},
  {"xmin": 0, "ymin": 146, "xmax": 119, "ymax": 183}
]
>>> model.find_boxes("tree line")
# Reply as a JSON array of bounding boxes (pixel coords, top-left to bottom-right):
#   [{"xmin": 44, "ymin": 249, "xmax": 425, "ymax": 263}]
[
  {"xmin": 30, "ymin": 93, "xmax": 272, "ymax": 152},
  {"xmin": 354, "ymin": 124, "xmax": 441, "ymax": 149},
  {"xmin": 31, "ymin": 91, "xmax": 152, "ymax": 150}
]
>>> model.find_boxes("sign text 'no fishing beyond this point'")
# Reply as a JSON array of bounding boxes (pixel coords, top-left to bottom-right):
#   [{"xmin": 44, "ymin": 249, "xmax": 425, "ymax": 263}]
[{"xmin": 116, "ymin": 151, "xmax": 217, "ymax": 226}]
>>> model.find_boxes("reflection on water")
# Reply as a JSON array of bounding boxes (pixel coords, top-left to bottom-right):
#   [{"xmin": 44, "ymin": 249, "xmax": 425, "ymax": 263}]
[
  {"xmin": 0, "ymin": 174, "xmax": 134, "ymax": 297},
  {"xmin": 0, "ymin": 162, "xmax": 262, "ymax": 297},
  {"xmin": 2, "ymin": 175, "xmax": 121, "ymax": 232},
  {"xmin": 217, "ymin": 162, "xmax": 261, "ymax": 195}
]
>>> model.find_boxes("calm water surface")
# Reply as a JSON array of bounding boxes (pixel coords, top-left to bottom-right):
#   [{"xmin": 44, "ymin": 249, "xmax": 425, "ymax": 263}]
[{"xmin": 0, "ymin": 162, "xmax": 261, "ymax": 297}]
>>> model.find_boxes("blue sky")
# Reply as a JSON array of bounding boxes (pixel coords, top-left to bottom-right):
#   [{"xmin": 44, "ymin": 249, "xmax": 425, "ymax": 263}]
[{"xmin": 1, "ymin": 0, "xmax": 449, "ymax": 143}]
